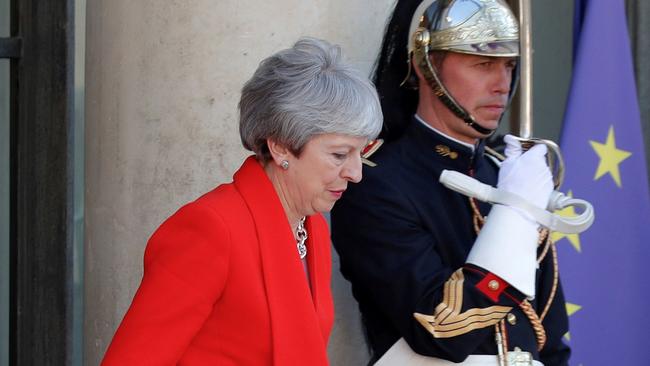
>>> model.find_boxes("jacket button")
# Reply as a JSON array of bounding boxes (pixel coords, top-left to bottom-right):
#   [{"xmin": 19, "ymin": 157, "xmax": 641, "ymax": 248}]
[
  {"xmin": 488, "ymin": 280, "xmax": 500, "ymax": 291},
  {"xmin": 507, "ymin": 313, "xmax": 517, "ymax": 325}
]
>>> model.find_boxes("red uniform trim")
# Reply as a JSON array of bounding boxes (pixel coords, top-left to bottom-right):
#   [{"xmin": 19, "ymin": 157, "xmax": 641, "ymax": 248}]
[{"xmin": 475, "ymin": 272, "xmax": 509, "ymax": 303}]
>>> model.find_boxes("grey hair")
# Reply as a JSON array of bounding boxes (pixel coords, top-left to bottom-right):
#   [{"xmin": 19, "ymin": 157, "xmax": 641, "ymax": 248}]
[{"xmin": 239, "ymin": 37, "xmax": 383, "ymax": 163}]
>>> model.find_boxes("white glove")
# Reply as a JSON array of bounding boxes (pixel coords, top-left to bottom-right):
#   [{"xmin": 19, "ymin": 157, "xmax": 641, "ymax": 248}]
[
  {"xmin": 499, "ymin": 135, "xmax": 553, "ymax": 210},
  {"xmin": 466, "ymin": 135, "xmax": 553, "ymax": 299}
]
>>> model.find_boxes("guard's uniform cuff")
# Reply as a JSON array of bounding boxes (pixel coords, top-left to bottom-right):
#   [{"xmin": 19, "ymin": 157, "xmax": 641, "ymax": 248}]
[
  {"xmin": 465, "ymin": 265, "xmax": 525, "ymax": 304},
  {"xmin": 466, "ymin": 204, "xmax": 539, "ymax": 299}
]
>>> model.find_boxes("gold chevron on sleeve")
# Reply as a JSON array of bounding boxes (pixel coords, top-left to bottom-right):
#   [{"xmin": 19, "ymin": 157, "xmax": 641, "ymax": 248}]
[{"xmin": 414, "ymin": 269, "xmax": 512, "ymax": 338}]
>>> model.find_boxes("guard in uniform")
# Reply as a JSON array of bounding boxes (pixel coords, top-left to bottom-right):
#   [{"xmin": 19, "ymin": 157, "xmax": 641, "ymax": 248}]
[{"xmin": 331, "ymin": 1, "xmax": 570, "ymax": 365}]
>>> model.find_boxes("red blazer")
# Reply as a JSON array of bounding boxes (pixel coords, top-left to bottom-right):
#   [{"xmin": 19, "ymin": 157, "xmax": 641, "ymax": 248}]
[{"xmin": 102, "ymin": 156, "xmax": 334, "ymax": 365}]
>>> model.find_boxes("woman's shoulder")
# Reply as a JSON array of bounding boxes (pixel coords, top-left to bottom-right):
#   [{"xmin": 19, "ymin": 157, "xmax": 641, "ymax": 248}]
[
  {"xmin": 193, "ymin": 181, "xmax": 244, "ymax": 212},
  {"xmin": 157, "ymin": 181, "xmax": 258, "ymax": 241},
  {"xmin": 145, "ymin": 183, "xmax": 244, "ymax": 253},
  {"xmin": 148, "ymin": 197, "xmax": 229, "ymax": 250}
]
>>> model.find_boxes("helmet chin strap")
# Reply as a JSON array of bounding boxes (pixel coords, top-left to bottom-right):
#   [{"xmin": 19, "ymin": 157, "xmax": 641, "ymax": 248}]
[
  {"xmin": 435, "ymin": 89, "xmax": 496, "ymax": 136},
  {"xmin": 412, "ymin": 28, "xmax": 497, "ymax": 137}
]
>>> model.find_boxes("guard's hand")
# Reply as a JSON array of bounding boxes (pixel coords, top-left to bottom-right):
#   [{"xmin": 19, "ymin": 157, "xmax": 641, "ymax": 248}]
[
  {"xmin": 498, "ymin": 135, "xmax": 553, "ymax": 209},
  {"xmin": 466, "ymin": 135, "xmax": 552, "ymax": 298}
]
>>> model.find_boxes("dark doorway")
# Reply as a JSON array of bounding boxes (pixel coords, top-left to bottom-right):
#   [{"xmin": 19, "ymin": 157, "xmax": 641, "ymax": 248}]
[{"xmin": 1, "ymin": 1, "xmax": 84, "ymax": 365}]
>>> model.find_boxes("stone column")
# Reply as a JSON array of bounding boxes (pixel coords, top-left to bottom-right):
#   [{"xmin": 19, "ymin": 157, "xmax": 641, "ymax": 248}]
[{"xmin": 84, "ymin": 1, "xmax": 393, "ymax": 364}]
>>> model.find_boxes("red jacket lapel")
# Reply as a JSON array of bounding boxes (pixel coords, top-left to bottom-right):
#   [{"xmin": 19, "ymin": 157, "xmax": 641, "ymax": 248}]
[
  {"xmin": 233, "ymin": 156, "xmax": 331, "ymax": 365},
  {"xmin": 305, "ymin": 214, "xmax": 334, "ymax": 344}
]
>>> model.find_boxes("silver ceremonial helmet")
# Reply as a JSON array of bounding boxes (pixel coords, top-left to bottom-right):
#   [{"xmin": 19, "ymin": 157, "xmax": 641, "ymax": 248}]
[
  {"xmin": 408, "ymin": 0, "xmax": 519, "ymax": 57},
  {"xmin": 407, "ymin": 0, "xmax": 565, "ymax": 188}
]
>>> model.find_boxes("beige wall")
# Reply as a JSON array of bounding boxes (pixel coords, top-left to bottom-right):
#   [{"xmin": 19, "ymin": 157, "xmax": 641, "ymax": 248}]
[{"xmin": 84, "ymin": 1, "xmax": 394, "ymax": 364}]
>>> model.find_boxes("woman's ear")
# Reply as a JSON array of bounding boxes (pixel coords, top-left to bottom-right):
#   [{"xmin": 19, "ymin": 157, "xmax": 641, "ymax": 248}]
[{"xmin": 266, "ymin": 138, "xmax": 290, "ymax": 167}]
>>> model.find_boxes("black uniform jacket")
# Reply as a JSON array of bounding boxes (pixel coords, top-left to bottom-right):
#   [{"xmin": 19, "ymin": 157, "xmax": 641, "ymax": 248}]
[{"xmin": 331, "ymin": 118, "xmax": 570, "ymax": 365}]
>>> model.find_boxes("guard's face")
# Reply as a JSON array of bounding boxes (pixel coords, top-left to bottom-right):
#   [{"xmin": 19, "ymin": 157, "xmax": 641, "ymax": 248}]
[
  {"xmin": 439, "ymin": 52, "xmax": 516, "ymax": 135},
  {"xmin": 285, "ymin": 133, "xmax": 367, "ymax": 216}
]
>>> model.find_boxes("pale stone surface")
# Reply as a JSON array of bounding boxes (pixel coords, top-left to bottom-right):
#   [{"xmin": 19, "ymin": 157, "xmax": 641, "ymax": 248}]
[{"xmin": 84, "ymin": 0, "xmax": 394, "ymax": 364}]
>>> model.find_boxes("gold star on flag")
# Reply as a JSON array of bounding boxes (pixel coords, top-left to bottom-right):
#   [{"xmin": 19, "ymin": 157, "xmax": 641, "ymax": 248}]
[
  {"xmin": 551, "ymin": 191, "xmax": 582, "ymax": 252},
  {"xmin": 564, "ymin": 302, "xmax": 582, "ymax": 341},
  {"xmin": 590, "ymin": 125, "xmax": 632, "ymax": 187}
]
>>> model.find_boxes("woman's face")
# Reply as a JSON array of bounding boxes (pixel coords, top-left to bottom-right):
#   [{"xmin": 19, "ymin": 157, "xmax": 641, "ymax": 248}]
[{"xmin": 284, "ymin": 133, "xmax": 367, "ymax": 217}]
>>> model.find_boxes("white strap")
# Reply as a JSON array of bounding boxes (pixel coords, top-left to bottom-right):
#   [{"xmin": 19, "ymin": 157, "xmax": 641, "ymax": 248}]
[
  {"xmin": 439, "ymin": 170, "xmax": 594, "ymax": 234},
  {"xmin": 375, "ymin": 338, "xmax": 543, "ymax": 366}
]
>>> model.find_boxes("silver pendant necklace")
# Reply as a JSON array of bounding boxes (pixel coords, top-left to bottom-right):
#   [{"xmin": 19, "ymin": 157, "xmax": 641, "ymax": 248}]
[{"xmin": 296, "ymin": 216, "xmax": 307, "ymax": 259}]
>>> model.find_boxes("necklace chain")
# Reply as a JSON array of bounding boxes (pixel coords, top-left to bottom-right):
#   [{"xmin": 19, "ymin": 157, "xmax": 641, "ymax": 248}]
[{"xmin": 296, "ymin": 216, "xmax": 307, "ymax": 259}]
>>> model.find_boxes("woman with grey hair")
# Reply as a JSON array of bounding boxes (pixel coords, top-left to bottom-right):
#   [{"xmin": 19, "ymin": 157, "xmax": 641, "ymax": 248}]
[{"xmin": 102, "ymin": 37, "xmax": 382, "ymax": 365}]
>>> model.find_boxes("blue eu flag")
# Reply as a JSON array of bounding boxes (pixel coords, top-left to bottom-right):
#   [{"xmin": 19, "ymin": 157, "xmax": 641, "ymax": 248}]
[{"xmin": 556, "ymin": 0, "xmax": 650, "ymax": 364}]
